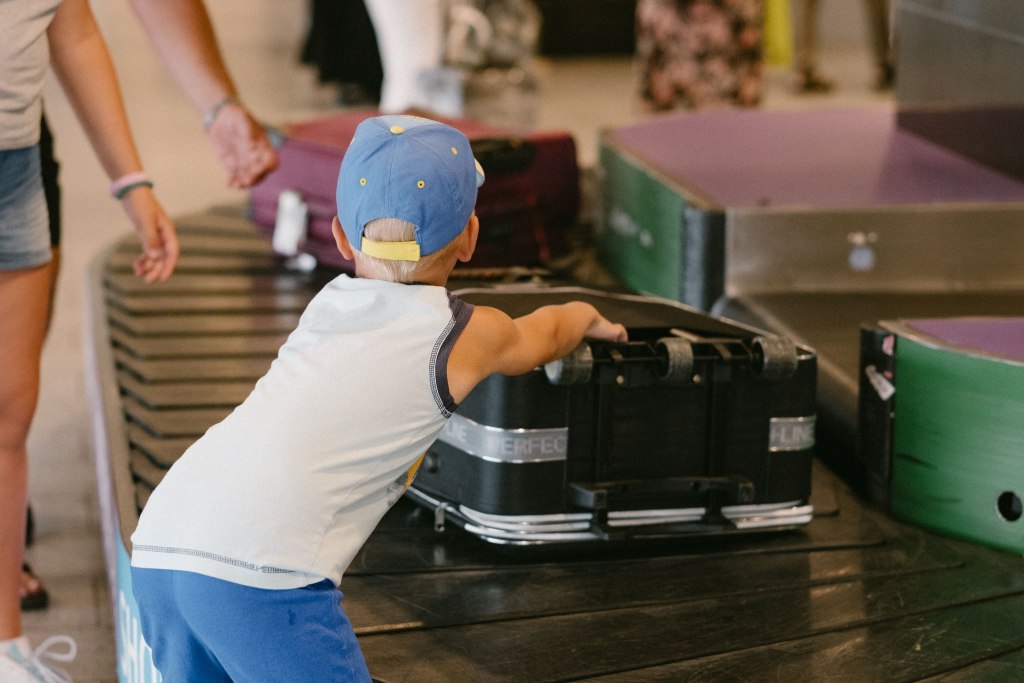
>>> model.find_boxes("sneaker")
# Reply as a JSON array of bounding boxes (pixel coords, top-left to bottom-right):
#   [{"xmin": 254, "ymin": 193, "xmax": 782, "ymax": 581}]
[{"xmin": 0, "ymin": 636, "xmax": 77, "ymax": 682}]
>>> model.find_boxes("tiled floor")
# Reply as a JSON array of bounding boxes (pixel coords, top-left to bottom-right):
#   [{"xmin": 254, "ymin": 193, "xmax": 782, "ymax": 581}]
[{"xmin": 23, "ymin": 0, "xmax": 888, "ymax": 678}]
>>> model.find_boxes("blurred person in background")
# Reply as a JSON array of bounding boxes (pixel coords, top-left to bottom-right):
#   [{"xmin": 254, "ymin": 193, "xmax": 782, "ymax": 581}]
[
  {"xmin": 303, "ymin": 0, "xmax": 385, "ymax": 106},
  {"xmin": 793, "ymin": 0, "xmax": 894, "ymax": 93},
  {"xmin": 636, "ymin": 0, "xmax": 765, "ymax": 111},
  {"xmin": 364, "ymin": 0, "xmax": 447, "ymax": 112}
]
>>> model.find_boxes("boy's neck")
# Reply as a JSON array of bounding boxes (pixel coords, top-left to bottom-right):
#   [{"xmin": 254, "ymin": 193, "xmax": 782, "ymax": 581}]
[{"xmin": 353, "ymin": 265, "xmax": 452, "ymax": 288}]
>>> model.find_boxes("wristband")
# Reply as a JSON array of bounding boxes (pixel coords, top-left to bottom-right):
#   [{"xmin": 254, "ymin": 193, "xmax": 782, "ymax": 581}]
[
  {"xmin": 203, "ymin": 95, "xmax": 240, "ymax": 132},
  {"xmin": 109, "ymin": 172, "xmax": 153, "ymax": 199}
]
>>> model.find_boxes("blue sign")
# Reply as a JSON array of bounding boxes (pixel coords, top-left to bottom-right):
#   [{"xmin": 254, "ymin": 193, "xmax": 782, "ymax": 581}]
[{"xmin": 114, "ymin": 539, "xmax": 162, "ymax": 683}]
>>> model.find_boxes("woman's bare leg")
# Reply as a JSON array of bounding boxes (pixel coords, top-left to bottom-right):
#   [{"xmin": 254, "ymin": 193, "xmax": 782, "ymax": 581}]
[{"xmin": 0, "ymin": 263, "xmax": 51, "ymax": 639}]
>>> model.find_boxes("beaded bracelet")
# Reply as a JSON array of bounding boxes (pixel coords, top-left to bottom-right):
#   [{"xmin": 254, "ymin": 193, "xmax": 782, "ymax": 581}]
[{"xmin": 109, "ymin": 172, "xmax": 153, "ymax": 200}]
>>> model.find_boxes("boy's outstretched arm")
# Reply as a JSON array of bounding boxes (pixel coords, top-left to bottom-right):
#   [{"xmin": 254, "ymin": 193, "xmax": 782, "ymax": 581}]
[
  {"xmin": 448, "ymin": 303, "xmax": 628, "ymax": 404},
  {"xmin": 47, "ymin": 0, "xmax": 179, "ymax": 282}
]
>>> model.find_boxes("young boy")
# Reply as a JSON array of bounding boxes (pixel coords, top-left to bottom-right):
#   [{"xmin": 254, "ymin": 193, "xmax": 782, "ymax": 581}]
[{"xmin": 130, "ymin": 115, "xmax": 626, "ymax": 682}]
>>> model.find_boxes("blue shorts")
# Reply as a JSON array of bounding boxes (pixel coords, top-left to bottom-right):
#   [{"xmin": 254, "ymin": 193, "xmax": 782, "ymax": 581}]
[
  {"xmin": 0, "ymin": 144, "xmax": 51, "ymax": 271},
  {"xmin": 131, "ymin": 567, "xmax": 372, "ymax": 683}
]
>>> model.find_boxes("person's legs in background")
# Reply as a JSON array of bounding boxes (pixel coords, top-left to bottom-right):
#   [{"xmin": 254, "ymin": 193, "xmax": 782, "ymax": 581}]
[
  {"xmin": 302, "ymin": 0, "xmax": 384, "ymax": 106},
  {"xmin": 363, "ymin": 0, "xmax": 444, "ymax": 112},
  {"xmin": 793, "ymin": 0, "xmax": 834, "ymax": 92},
  {"xmin": 864, "ymin": 0, "xmax": 893, "ymax": 89}
]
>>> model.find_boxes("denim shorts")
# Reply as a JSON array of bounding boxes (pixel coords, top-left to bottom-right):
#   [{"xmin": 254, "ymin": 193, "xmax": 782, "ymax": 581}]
[{"xmin": 0, "ymin": 144, "xmax": 52, "ymax": 271}]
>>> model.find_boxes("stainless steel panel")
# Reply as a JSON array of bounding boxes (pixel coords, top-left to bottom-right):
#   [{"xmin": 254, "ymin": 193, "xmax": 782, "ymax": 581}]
[
  {"xmin": 897, "ymin": 0, "xmax": 1024, "ymax": 108},
  {"xmin": 901, "ymin": 0, "xmax": 1024, "ymax": 34},
  {"xmin": 726, "ymin": 203, "xmax": 1024, "ymax": 295}
]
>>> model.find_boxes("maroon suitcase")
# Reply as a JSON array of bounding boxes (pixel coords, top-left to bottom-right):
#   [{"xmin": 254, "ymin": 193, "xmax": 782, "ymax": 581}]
[{"xmin": 250, "ymin": 110, "xmax": 579, "ymax": 270}]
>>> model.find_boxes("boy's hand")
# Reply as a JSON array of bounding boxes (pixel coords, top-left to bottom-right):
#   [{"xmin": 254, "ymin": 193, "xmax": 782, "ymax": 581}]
[
  {"xmin": 121, "ymin": 187, "xmax": 179, "ymax": 283},
  {"xmin": 448, "ymin": 301, "xmax": 629, "ymax": 404},
  {"xmin": 585, "ymin": 315, "xmax": 628, "ymax": 343}
]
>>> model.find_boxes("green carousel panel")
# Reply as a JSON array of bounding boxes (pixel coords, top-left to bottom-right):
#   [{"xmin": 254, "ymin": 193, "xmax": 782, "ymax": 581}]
[{"xmin": 868, "ymin": 318, "xmax": 1024, "ymax": 552}]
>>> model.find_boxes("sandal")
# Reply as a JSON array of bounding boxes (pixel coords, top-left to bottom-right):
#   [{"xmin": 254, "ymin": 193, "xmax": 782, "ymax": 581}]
[{"xmin": 20, "ymin": 563, "xmax": 49, "ymax": 612}]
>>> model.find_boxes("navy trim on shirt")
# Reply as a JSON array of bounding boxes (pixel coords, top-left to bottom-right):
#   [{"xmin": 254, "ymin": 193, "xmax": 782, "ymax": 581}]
[{"xmin": 429, "ymin": 293, "xmax": 474, "ymax": 417}]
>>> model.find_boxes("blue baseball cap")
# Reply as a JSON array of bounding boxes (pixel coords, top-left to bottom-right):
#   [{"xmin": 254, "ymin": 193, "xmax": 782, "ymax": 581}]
[{"xmin": 336, "ymin": 115, "xmax": 485, "ymax": 261}]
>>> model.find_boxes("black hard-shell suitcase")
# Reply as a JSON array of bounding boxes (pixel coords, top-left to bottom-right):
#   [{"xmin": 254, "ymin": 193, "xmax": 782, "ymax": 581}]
[{"xmin": 409, "ymin": 287, "xmax": 817, "ymax": 544}]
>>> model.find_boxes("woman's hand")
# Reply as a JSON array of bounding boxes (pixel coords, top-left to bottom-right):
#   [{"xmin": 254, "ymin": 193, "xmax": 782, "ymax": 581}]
[
  {"xmin": 207, "ymin": 104, "xmax": 278, "ymax": 189},
  {"xmin": 120, "ymin": 187, "xmax": 179, "ymax": 283}
]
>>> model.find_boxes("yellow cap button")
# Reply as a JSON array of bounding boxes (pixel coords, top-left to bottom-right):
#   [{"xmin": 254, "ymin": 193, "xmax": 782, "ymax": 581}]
[
  {"xmin": 390, "ymin": 125, "xmax": 404, "ymax": 134},
  {"xmin": 452, "ymin": 147, "xmax": 458, "ymax": 154},
  {"xmin": 360, "ymin": 178, "xmax": 366, "ymax": 186},
  {"xmin": 417, "ymin": 180, "xmax": 425, "ymax": 188}
]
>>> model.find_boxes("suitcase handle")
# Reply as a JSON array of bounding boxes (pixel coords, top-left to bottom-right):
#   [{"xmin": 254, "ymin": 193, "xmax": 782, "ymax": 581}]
[
  {"xmin": 568, "ymin": 477, "xmax": 756, "ymax": 540},
  {"xmin": 544, "ymin": 335, "xmax": 799, "ymax": 387},
  {"xmin": 470, "ymin": 137, "xmax": 536, "ymax": 175},
  {"xmin": 568, "ymin": 477, "xmax": 755, "ymax": 511}
]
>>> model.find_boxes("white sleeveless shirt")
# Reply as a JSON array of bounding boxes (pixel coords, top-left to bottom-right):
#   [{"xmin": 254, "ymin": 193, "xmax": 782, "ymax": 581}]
[{"xmin": 131, "ymin": 275, "xmax": 474, "ymax": 589}]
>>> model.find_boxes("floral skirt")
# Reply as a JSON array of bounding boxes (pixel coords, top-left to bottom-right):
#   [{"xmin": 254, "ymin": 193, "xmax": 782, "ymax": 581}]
[{"xmin": 636, "ymin": 0, "xmax": 764, "ymax": 111}]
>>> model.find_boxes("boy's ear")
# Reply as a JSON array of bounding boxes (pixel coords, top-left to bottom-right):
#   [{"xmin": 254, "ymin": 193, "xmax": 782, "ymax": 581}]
[
  {"xmin": 333, "ymin": 217, "xmax": 356, "ymax": 261},
  {"xmin": 456, "ymin": 214, "xmax": 479, "ymax": 263}
]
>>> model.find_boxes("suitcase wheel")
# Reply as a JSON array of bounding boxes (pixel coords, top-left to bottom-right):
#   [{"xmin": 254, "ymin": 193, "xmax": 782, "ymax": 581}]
[
  {"xmin": 656, "ymin": 337, "xmax": 694, "ymax": 384},
  {"xmin": 751, "ymin": 335, "xmax": 799, "ymax": 380},
  {"xmin": 545, "ymin": 341, "xmax": 594, "ymax": 385}
]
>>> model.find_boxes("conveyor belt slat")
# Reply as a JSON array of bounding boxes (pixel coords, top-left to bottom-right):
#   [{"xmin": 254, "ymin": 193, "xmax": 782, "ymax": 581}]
[
  {"xmin": 358, "ymin": 559, "xmax": 1024, "ymax": 683},
  {"xmin": 106, "ymin": 292, "xmax": 314, "ymax": 316},
  {"xmin": 343, "ymin": 543, "xmax": 964, "ymax": 634},
  {"xmin": 117, "ymin": 372, "xmax": 252, "ymax": 409},
  {"xmin": 587, "ymin": 594, "xmax": 1024, "ymax": 682},
  {"xmin": 110, "ymin": 329, "xmax": 288, "ymax": 359},
  {"xmin": 123, "ymin": 397, "xmax": 232, "ymax": 438},
  {"xmin": 108, "ymin": 308, "xmax": 300, "ymax": 336},
  {"xmin": 114, "ymin": 349, "xmax": 273, "ymax": 382},
  {"xmin": 106, "ymin": 251, "xmax": 282, "ymax": 274},
  {"xmin": 127, "ymin": 424, "xmax": 195, "ymax": 467}
]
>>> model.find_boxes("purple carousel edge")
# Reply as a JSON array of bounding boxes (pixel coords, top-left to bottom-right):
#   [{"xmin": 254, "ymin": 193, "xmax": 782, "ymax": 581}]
[{"xmin": 904, "ymin": 317, "xmax": 1024, "ymax": 363}]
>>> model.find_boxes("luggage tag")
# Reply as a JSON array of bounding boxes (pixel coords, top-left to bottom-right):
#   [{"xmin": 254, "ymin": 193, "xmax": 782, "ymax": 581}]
[
  {"xmin": 864, "ymin": 364, "xmax": 895, "ymax": 401},
  {"xmin": 273, "ymin": 190, "xmax": 316, "ymax": 271}
]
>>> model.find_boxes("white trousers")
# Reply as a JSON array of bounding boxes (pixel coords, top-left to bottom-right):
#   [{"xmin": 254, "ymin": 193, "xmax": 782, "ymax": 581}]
[{"xmin": 364, "ymin": 0, "xmax": 445, "ymax": 112}]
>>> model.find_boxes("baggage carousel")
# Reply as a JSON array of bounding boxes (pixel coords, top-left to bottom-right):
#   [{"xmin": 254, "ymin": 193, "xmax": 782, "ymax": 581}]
[
  {"xmin": 87, "ymin": 207, "xmax": 1024, "ymax": 682},
  {"xmin": 718, "ymin": 292, "xmax": 1024, "ymax": 491}
]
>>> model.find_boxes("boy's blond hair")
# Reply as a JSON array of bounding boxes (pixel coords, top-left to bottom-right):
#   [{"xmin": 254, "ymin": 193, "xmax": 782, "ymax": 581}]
[{"xmin": 357, "ymin": 217, "xmax": 463, "ymax": 282}]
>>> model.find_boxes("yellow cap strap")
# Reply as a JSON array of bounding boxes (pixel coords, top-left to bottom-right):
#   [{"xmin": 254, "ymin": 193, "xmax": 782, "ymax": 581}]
[{"xmin": 361, "ymin": 237, "xmax": 421, "ymax": 261}]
